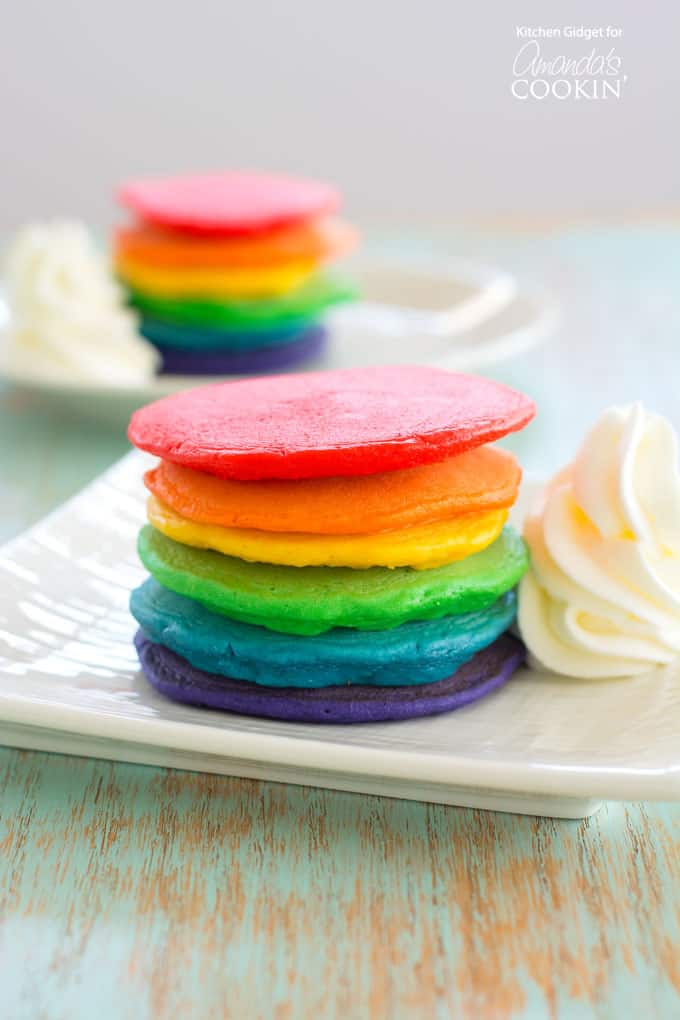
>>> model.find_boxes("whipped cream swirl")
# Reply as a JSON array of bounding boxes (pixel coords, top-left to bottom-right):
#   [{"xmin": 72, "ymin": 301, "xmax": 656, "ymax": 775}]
[
  {"xmin": 3, "ymin": 220, "xmax": 158, "ymax": 384},
  {"xmin": 518, "ymin": 403, "xmax": 680, "ymax": 677}
]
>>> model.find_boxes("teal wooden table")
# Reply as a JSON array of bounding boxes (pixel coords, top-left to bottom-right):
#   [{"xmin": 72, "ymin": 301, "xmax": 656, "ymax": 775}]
[{"xmin": 2, "ymin": 224, "xmax": 680, "ymax": 1019}]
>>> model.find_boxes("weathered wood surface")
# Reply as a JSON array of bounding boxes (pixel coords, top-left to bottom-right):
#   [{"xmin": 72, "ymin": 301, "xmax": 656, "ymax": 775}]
[
  {"xmin": 2, "ymin": 750, "xmax": 680, "ymax": 1020},
  {"xmin": 2, "ymin": 226, "xmax": 680, "ymax": 1018}
]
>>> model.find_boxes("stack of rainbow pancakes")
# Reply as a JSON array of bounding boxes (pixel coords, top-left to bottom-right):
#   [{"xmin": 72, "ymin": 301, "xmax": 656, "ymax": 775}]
[
  {"xmin": 113, "ymin": 171, "xmax": 357, "ymax": 376},
  {"xmin": 129, "ymin": 365, "xmax": 535, "ymax": 723}
]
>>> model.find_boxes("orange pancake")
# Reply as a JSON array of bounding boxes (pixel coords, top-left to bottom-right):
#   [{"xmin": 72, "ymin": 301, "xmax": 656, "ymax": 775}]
[
  {"xmin": 114, "ymin": 217, "xmax": 357, "ymax": 270},
  {"xmin": 144, "ymin": 446, "xmax": 521, "ymax": 536}
]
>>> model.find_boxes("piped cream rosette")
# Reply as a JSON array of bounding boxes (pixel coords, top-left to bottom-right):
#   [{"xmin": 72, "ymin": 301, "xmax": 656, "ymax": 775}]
[{"xmin": 519, "ymin": 403, "xmax": 680, "ymax": 677}]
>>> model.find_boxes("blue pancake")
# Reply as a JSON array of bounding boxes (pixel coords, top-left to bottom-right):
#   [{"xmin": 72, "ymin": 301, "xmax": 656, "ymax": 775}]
[
  {"xmin": 140, "ymin": 316, "xmax": 315, "ymax": 351},
  {"xmin": 134, "ymin": 629, "xmax": 525, "ymax": 723},
  {"xmin": 130, "ymin": 578, "xmax": 518, "ymax": 688}
]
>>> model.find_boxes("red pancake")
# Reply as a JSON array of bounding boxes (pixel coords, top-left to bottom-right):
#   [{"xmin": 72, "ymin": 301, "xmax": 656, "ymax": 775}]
[
  {"xmin": 117, "ymin": 172, "xmax": 340, "ymax": 236},
  {"xmin": 128, "ymin": 366, "xmax": 535, "ymax": 482}
]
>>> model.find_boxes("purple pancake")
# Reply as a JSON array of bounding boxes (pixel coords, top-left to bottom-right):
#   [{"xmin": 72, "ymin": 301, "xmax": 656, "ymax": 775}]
[
  {"xmin": 134, "ymin": 630, "xmax": 525, "ymax": 724},
  {"xmin": 157, "ymin": 326, "xmax": 327, "ymax": 375}
]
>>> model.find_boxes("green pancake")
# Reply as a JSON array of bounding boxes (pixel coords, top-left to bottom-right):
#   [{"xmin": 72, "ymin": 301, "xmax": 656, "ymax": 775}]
[
  {"xmin": 138, "ymin": 525, "xmax": 529, "ymax": 636},
  {"xmin": 127, "ymin": 274, "xmax": 355, "ymax": 330}
]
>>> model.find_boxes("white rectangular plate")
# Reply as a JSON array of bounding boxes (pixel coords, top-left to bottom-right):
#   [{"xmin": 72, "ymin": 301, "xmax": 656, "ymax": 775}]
[{"xmin": 1, "ymin": 452, "xmax": 679, "ymax": 819}]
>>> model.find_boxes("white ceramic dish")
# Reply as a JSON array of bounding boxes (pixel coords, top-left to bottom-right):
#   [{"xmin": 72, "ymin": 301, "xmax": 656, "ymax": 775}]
[
  {"xmin": 0, "ymin": 255, "xmax": 556, "ymax": 424},
  {"xmin": 1, "ymin": 451, "xmax": 679, "ymax": 819}
]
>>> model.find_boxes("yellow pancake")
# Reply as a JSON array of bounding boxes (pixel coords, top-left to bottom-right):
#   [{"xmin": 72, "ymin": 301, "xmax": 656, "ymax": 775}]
[
  {"xmin": 146, "ymin": 495, "xmax": 508, "ymax": 570},
  {"xmin": 116, "ymin": 255, "xmax": 317, "ymax": 300}
]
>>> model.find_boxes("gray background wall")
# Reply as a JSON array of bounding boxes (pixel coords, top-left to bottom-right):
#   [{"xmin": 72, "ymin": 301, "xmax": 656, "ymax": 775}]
[{"xmin": 2, "ymin": 0, "xmax": 679, "ymax": 232}]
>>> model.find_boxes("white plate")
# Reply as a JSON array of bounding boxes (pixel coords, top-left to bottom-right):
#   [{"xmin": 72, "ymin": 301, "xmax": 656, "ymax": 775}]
[
  {"xmin": 0, "ymin": 255, "xmax": 556, "ymax": 424},
  {"xmin": 1, "ymin": 452, "xmax": 679, "ymax": 819}
]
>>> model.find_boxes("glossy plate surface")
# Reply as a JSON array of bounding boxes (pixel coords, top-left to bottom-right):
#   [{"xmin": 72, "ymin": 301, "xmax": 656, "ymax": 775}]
[
  {"xmin": 0, "ymin": 255, "xmax": 556, "ymax": 425},
  {"xmin": 1, "ymin": 452, "xmax": 677, "ymax": 819}
]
